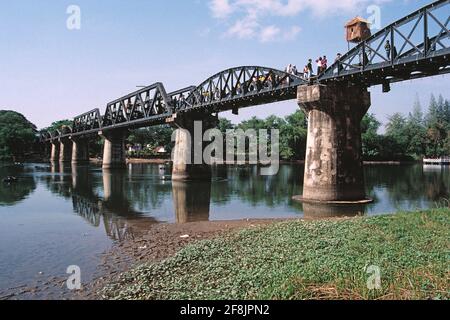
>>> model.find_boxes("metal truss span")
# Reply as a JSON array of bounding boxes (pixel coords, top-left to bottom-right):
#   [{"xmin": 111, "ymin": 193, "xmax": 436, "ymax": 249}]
[
  {"xmin": 175, "ymin": 66, "xmax": 307, "ymax": 113},
  {"xmin": 319, "ymin": 0, "xmax": 450, "ymax": 86},
  {"xmin": 41, "ymin": 66, "xmax": 305, "ymax": 141},
  {"xmin": 40, "ymin": 1, "xmax": 449, "ymax": 142}
]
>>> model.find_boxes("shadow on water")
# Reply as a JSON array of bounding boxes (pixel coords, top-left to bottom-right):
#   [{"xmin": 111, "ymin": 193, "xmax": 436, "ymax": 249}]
[
  {"xmin": 302, "ymin": 203, "xmax": 365, "ymax": 220},
  {"xmin": 0, "ymin": 164, "xmax": 36, "ymax": 206}
]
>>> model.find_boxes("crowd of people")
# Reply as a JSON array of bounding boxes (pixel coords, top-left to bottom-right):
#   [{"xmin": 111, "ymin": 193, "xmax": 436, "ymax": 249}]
[{"xmin": 286, "ymin": 53, "xmax": 343, "ymax": 80}]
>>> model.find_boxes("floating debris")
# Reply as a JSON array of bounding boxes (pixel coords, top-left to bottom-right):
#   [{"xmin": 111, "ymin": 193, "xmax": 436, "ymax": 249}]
[{"xmin": 3, "ymin": 176, "xmax": 18, "ymax": 184}]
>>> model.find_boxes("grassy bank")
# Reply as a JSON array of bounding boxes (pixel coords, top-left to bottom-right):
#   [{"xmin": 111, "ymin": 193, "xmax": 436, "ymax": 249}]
[{"xmin": 102, "ymin": 209, "xmax": 449, "ymax": 300}]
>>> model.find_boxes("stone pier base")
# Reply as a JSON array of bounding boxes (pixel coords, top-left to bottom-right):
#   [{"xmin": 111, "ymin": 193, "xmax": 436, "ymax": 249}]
[
  {"xmin": 50, "ymin": 142, "xmax": 60, "ymax": 162},
  {"xmin": 100, "ymin": 130, "xmax": 127, "ymax": 170},
  {"xmin": 71, "ymin": 138, "xmax": 90, "ymax": 165},
  {"xmin": 297, "ymin": 83, "xmax": 371, "ymax": 203},
  {"xmin": 170, "ymin": 112, "xmax": 218, "ymax": 181},
  {"xmin": 59, "ymin": 139, "xmax": 73, "ymax": 163}
]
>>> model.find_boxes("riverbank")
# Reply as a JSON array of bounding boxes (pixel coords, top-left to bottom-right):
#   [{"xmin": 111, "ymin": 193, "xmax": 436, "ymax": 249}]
[
  {"xmin": 101, "ymin": 208, "xmax": 449, "ymax": 300},
  {"xmin": 89, "ymin": 158, "xmax": 420, "ymax": 166},
  {"xmin": 1, "ymin": 219, "xmax": 280, "ymax": 300}
]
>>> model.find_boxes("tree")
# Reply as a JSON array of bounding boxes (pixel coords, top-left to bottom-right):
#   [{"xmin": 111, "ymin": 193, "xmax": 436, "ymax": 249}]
[
  {"xmin": 405, "ymin": 97, "xmax": 427, "ymax": 158},
  {"xmin": 425, "ymin": 94, "xmax": 448, "ymax": 157},
  {"xmin": 217, "ymin": 118, "xmax": 234, "ymax": 134},
  {"xmin": 280, "ymin": 111, "xmax": 307, "ymax": 160},
  {"xmin": 426, "ymin": 94, "xmax": 439, "ymax": 127},
  {"xmin": 386, "ymin": 113, "xmax": 408, "ymax": 150},
  {"xmin": 44, "ymin": 119, "xmax": 73, "ymax": 134},
  {"xmin": 0, "ymin": 111, "xmax": 37, "ymax": 161},
  {"xmin": 361, "ymin": 113, "xmax": 382, "ymax": 159},
  {"xmin": 237, "ymin": 117, "xmax": 267, "ymax": 132},
  {"xmin": 128, "ymin": 125, "xmax": 174, "ymax": 153}
]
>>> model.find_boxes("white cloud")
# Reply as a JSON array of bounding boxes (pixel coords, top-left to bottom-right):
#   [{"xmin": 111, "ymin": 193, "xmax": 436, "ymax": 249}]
[
  {"xmin": 259, "ymin": 25, "xmax": 281, "ymax": 42},
  {"xmin": 226, "ymin": 17, "xmax": 259, "ymax": 39},
  {"xmin": 209, "ymin": 0, "xmax": 234, "ymax": 18},
  {"xmin": 283, "ymin": 26, "xmax": 301, "ymax": 41},
  {"xmin": 208, "ymin": 0, "xmax": 390, "ymax": 42}
]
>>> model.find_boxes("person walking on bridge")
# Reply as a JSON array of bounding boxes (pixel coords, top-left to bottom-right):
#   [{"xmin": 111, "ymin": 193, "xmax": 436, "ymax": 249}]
[
  {"xmin": 385, "ymin": 40, "xmax": 392, "ymax": 59},
  {"xmin": 303, "ymin": 65, "xmax": 310, "ymax": 79},
  {"xmin": 322, "ymin": 56, "xmax": 328, "ymax": 71},
  {"xmin": 291, "ymin": 65, "xmax": 298, "ymax": 76},
  {"xmin": 316, "ymin": 57, "xmax": 323, "ymax": 76},
  {"xmin": 307, "ymin": 59, "xmax": 313, "ymax": 77}
]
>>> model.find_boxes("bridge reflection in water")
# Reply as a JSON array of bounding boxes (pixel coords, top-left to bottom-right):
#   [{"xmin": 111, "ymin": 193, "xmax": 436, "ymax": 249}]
[
  {"xmin": 43, "ymin": 163, "xmax": 216, "ymax": 241},
  {"xmin": 37, "ymin": 163, "xmax": 450, "ymax": 241}
]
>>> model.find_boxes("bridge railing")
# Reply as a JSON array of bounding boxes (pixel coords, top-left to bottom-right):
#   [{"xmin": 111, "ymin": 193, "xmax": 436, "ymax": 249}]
[
  {"xmin": 177, "ymin": 66, "xmax": 307, "ymax": 112},
  {"xmin": 320, "ymin": 0, "xmax": 449, "ymax": 85}
]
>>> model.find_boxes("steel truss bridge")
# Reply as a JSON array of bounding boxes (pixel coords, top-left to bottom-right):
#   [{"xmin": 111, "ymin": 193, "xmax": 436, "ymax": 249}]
[{"xmin": 42, "ymin": 0, "xmax": 449, "ymax": 142}]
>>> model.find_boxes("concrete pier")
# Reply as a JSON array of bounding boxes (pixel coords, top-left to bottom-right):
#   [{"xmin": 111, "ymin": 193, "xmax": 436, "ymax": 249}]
[
  {"xmin": 170, "ymin": 112, "xmax": 218, "ymax": 181},
  {"xmin": 100, "ymin": 130, "xmax": 127, "ymax": 170},
  {"xmin": 59, "ymin": 138, "xmax": 73, "ymax": 163},
  {"xmin": 50, "ymin": 142, "xmax": 60, "ymax": 162},
  {"xmin": 71, "ymin": 138, "xmax": 90, "ymax": 165},
  {"xmin": 297, "ymin": 83, "xmax": 371, "ymax": 203}
]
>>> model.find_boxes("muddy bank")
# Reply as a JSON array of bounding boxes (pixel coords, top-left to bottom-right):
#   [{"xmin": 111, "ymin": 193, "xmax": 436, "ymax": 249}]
[{"xmin": 2, "ymin": 219, "xmax": 284, "ymax": 300}]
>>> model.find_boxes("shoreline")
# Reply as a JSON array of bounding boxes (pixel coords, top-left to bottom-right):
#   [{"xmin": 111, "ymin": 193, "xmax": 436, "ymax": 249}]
[
  {"xmin": 1, "ymin": 218, "xmax": 285, "ymax": 300},
  {"xmin": 2, "ymin": 209, "xmax": 448, "ymax": 300},
  {"xmin": 101, "ymin": 208, "xmax": 449, "ymax": 300},
  {"xmin": 3, "ymin": 159, "xmax": 422, "ymax": 166}
]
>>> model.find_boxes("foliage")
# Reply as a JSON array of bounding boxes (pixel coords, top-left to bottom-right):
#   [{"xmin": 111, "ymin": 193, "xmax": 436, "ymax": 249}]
[
  {"xmin": 102, "ymin": 209, "xmax": 450, "ymax": 300},
  {"xmin": 365, "ymin": 94, "xmax": 449, "ymax": 160},
  {"xmin": 128, "ymin": 125, "xmax": 174, "ymax": 156},
  {"xmin": 0, "ymin": 111, "xmax": 37, "ymax": 161},
  {"xmin": 217, "ymin": 118, "xmax": 235, "ymax": 134},
  {"xmin": 43, "ymin": 119, "xmax": 73, "ymax": 134}
]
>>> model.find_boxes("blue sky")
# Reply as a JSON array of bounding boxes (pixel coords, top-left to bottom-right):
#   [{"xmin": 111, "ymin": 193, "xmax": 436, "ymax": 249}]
[{"xmin": 0, "ymin": 0, "xmax": 448, "ymax": 130}]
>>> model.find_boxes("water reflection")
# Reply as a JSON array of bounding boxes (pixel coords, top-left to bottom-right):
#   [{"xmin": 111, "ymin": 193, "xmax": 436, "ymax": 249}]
[
  {"xmin": 41, "ymin": 165, "xmax": 160, "ymax": 241},
  {"xmin": 302, "ymin": 203, "xmax": 365, "ymax": 220},
  {"xmin": 365, "ymin": 165, "xmax": 450, "ymax": 208},
  {"xmin": 0, "ymin": 164, "xmax": 36, "ymax": 206},
  {"xmin": 19, "ymin": 163, "xmax": 450, "ymax": 236},
  {"xmin": 172, "ymin": 181, "xmax": 211, "ymax": 223},
  {"xmin": 2, "ymin": 163, "xmax": 447, "ymax": 296}
]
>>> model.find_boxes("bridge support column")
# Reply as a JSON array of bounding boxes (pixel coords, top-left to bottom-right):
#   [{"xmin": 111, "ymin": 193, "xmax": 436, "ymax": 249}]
[
  {"xmin": 50, "ymin": 141, "xmax": 60, "ymax": 162},
  {"xmin": 71, "ymin": 138, "xmax": 90, "ymax": 165},
  {"xmin": 59, "ymin": 138, "xmax": 73, "ymax": 163},
  {"xmin": 170, "ymin": 112, "xmax": 218, "ymax": 181},
  {"xmin": 297, "ymin": 83, "xmax": 371, "ymax": 203},
  {"xmin": 100, "ymin": 130, "xmax": 127, "ymax": 170}
]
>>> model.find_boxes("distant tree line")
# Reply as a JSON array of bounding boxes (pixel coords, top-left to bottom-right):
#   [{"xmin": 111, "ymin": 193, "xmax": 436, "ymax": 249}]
[
  {"xmin": 363, "ymin": 94, "xmax": 450, "ymax": 160},
  {"xmin": 0, "ymin": 111, "xmax": 38, "ymax": 161}
]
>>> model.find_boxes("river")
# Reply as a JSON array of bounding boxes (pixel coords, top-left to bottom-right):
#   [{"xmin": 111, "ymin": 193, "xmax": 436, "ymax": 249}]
[{"xmin": 0, "ymin": 162, "xmax": 448, "ymax": 296}]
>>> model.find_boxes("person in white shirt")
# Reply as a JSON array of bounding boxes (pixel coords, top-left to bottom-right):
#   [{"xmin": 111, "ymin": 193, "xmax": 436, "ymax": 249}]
[{"xmin": 316, "ymin": 57, "xmax": 323, "ymax": 75}]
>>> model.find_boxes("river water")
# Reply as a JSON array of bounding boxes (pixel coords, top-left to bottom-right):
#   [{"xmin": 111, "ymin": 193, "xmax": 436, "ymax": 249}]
[{"xmin": 0, "ymin": 162, "xmax": 448, "ymax": 294}]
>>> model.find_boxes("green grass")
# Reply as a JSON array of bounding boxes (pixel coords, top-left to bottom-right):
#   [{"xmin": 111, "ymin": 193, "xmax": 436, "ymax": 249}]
[{"xmin": 101, "ymin": 209, "xmax": 450, "ymax": 300}]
